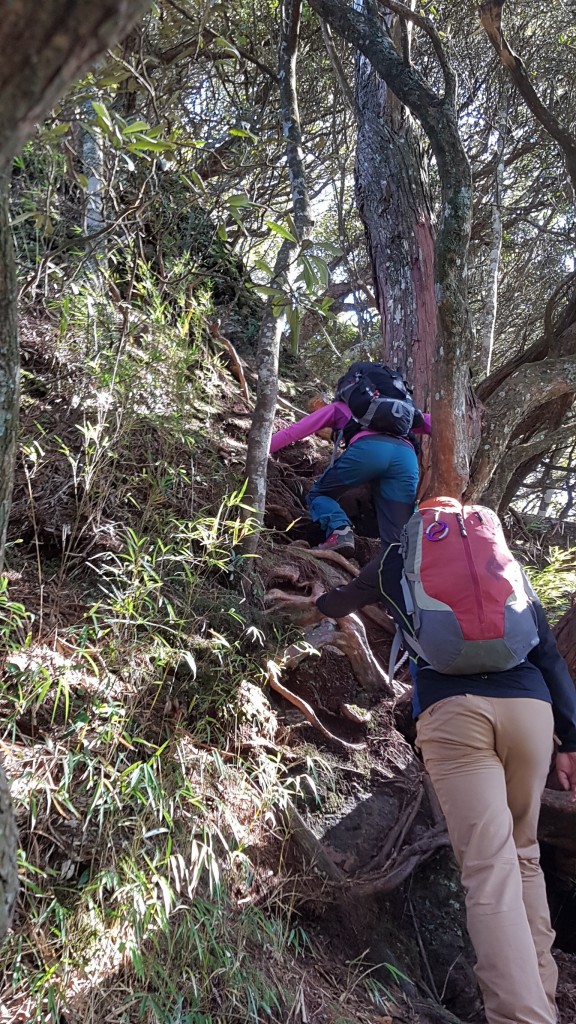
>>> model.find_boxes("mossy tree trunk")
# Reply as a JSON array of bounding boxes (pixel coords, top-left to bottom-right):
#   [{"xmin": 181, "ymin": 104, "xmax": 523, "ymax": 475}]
[
  {"xmin": 0, "ymin": 0, "xmax": 148, "ymax": 572},
  {"xmin": 354, "ymin": 7, "xmax": 435, "ymax": 411},
  {"xmin": 0, "ymin": 0, "xmax": 149, "ymax": 941}
]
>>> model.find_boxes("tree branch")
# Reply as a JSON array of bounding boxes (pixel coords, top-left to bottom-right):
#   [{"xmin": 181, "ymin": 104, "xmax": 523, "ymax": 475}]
[
  {"xmin": 478, "ymin": 0, "xmax": 576, "ymax": 195},
  {"xmin": 469, "ymin": 356, "xmax": 576, "ymax": 499},
  {"xmin": 378, "ymin": 0, "xmax": 456, "ymax": 103},
  {"xmin": 319, "ymin": 18, "xmax": 359, "ymax": 119}
]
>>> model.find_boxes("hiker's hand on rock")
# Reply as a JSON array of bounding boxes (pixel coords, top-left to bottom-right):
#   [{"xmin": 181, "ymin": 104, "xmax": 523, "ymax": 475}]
[{"xmin": 556, "ymin": 751, "xmax": 576, "ymax": 800}]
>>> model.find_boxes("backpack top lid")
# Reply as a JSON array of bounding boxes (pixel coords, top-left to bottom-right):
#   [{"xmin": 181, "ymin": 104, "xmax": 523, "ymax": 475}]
[
  {"xmin": 417, "ymin": 496, "xmax": 461, "ymax": 512},
  {"xmin": 335, "ymin": 361, "xmax": 410, "ymax": 398},
  {"xmin": 335, "ymin": 362, "xmax": 417, "ymax": 438}
]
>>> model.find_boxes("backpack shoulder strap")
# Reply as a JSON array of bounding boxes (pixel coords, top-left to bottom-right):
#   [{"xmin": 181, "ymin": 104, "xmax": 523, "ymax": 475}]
[{"xmin": 388, "ymin": 625, "xmax": 427, "ymax": 682}]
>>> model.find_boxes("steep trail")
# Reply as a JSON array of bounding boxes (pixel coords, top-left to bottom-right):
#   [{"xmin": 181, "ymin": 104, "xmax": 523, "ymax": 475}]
[{"xmin": 261, "ymin": 426, "xmax": 576, "ymax": 1024}]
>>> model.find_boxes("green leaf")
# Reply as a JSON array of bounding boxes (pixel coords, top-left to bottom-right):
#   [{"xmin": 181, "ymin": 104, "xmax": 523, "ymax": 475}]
[
  {"xmin": 10, "ymin": 211, "xmax": 37, "ymax": 226},
  {"xmin": 127, "ymin": 138, "xmax": 174, "ymax": 153},
  {"xmin": 299, "ymin": 255, "xmax": 317, "ymax": 291},
  {"xmin": 229, "ymin": 127, "xmax": 256, "ymax": 140},
  {"xmin": 308, "ymin": 254, "xmax": 330, "ymax": 288},
  {"xmin": 253, "ymin": 259, "xmax": 274, "ymax": 276},
  {"xmin": 265, "ymin": 220, "xmax": 298, "ymax": 243},
  {"xmin": 217, "ymin": 224, "xmax": 228, "ymax": 241},
  {"xmin": 180, "ymin": 170, "xmax": 206, "ymax": 194},
  {"xmin": 228, "ymin": 207, "xmax": 248, "ymax": 235},
  {"xmin": 318, "ymin": 241, "xmax": 343, "ymax": 257},
  {"xmin": 213, "ymin": 35, "xmax": 241, "ymax": 58},
  {"xmin": 91, "ymin": 101, "xmax": 112, "ymax": 128},
  {"xmin": 227, "ymin": 193, "xmax": 252, "ymax": 207},
  {"xmin": 252, "ymin": 285, "xmax": 284, "ymax": 298},
  {"xmin": 122, "ymin": 120, "xmax": 151, "ymax": 135},
  {"xmin": 46, "ymin": 122, "xmax": 70, "ymax": 137}
]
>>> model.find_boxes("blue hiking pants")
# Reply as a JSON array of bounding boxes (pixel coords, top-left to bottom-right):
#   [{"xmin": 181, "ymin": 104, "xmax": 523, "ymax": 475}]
[{"xmin": 306, "ymin": 435, "xmax": 419, "ymax": 545}]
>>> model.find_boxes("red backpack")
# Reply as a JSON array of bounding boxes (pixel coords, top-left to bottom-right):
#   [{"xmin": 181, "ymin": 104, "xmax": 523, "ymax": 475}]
[{"xmin": 391, "ymin": 497, "xmax": 539, "ymax": 676}]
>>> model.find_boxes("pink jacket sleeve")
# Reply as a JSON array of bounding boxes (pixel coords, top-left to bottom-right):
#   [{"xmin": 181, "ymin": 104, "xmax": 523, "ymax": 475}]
[
  {"xmin": 413, "ymin": 412, "xmax": 432, "ymax": 435},
  {"xmin": 270, "ymin": 401, "xmax": 351, "ymax": 453}
]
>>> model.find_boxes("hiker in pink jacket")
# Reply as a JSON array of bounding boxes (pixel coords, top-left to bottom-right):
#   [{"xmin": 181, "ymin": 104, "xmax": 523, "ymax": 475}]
[{"xmin": 270, "ymin": 399, "xmax": 431, "ymax": 557}]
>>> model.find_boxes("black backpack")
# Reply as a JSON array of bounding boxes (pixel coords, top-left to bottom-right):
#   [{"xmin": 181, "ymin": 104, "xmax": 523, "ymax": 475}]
[{"xmin": 335, "ymin": 362, "xmax": 423, "ymax": 440}]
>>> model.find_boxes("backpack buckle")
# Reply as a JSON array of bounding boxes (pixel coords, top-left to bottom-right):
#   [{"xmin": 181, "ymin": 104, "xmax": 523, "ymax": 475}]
[{"xmin": 425, "ymin": 521, "xmax": 449, "ymax": 542}]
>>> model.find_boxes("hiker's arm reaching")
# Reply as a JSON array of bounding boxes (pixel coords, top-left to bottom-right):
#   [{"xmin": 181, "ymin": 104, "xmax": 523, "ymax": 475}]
[
  {"xmin": 528, "ymin": 599, "xmax": 576, "ymax": 753},
  {"xmin": 315, "ymin": 544, "xmax": 411, "ymax": 631},
  {"xmin": 412, "ymin": 411, "xmax": 432, "ymax": 435},
  {"xmin": 270, "ymin": 401, "xmax": 350, "ymax": 454}
]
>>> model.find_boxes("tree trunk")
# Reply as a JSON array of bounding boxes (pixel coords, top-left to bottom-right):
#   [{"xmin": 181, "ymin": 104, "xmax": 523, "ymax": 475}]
[
  {"xmin": 307, "ymin": 0, "xmax": 477, "ymax": 497},
  {"xmin": 354, "ymin": 13, "xmax": 435, "ymax": 410},
  {"xmin": 0, "ymin": 179, "xmax": 19, "ymax": 562},
  {"xmin": 241, "ymin": 0, "xmax": 313, "ymax": 557},
  {"xmin": 242, "ymin": 238, "xmax": 297, "ymax": 556},
  {"xmin": 82, "ymin": 102, "xmax": 107, "ymax": 274},
  {"xmin": 0, "ymin": 0, "xmax": 148, "ymax": 572}
]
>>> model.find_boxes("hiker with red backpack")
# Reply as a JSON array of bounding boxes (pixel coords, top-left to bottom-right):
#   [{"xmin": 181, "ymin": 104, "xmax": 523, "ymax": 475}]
[
  {"xmin": 270, "ymin": 362, "xmax": 431, "ymax": 556},
  {"xmin": 286, "ymin": 497, "xmax": 576, "ymax": 1024}
]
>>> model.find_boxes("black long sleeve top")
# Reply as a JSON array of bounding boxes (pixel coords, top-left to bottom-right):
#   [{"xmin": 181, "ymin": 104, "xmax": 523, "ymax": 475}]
[{"xmin": 316, "ymin": 547, "xmax": 576, "ymax": 752}]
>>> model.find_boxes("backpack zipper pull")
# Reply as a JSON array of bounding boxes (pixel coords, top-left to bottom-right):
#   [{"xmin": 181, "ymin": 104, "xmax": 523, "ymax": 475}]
[{"xmin": 456, "ymin": 513, "xmax": 468, "ymax": 537}]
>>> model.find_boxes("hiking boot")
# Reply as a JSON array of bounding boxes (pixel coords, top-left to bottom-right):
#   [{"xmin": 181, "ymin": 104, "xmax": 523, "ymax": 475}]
[{"xmin": 317, "ymin": 528, "xmax": 355, "ymax": 557}]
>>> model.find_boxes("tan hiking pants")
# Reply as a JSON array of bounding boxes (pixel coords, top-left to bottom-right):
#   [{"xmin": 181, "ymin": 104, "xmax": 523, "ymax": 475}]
[{"xmin": 416, "ymin": 695, "xmax": 557, "ymax": 1024}]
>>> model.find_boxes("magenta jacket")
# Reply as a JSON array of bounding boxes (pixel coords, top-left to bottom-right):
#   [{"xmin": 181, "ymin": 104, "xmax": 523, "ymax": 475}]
[{"xmin": 270, "ymin": 400, "xmax": 432, "ymax": 454}]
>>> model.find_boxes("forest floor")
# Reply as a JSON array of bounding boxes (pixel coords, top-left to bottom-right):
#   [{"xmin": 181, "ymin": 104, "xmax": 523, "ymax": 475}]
[{"xmin": 0, "ymin": 312, "xmax": 575, "ymax": 1024}]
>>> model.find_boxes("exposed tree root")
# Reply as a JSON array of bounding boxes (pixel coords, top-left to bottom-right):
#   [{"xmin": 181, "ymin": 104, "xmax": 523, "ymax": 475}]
[
  {"xmin": 282, "ymin": 801, "xmax": 346, "ymax": 882},
  {"xmin": 356, "ymin": 786, "xmax": 425, "ymax": 876},
  {"xmin": 343, "ymin": 824, "xmax": 451, "ymax": 898},
  {"xmin": 332, "ymin": 613, "xmax": 394, "ymax": 694},
  {"xmin": 208, "ymin": 321, "xmax": 251, "ymax": 401},
  {"xmin": 283, "ymin": 788, "xmax": 449, "ymax": 900},
  {"xmin": 266, "ymin": 659, "xmax": 367, "ymax": 750},
  {"xmin": 359, "ymin": 602, "xmax": 395, "ymax": 635},
  {"xmin": 291, "ymin": 545, "xmax": 360, "ymax": 576},
  {"xmin": 266, "ymin": 611, "xmax": 394, "ymax": 696}
]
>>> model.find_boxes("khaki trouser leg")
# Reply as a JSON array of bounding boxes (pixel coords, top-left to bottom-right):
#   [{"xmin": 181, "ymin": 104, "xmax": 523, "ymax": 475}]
[
  {"xmin": 493, "ymin": 698, "xmax": 558, "ymax": 1013},
  {"xmin": 417, "ymin": 695, "xmax": 556, "ymax": 1024}
]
